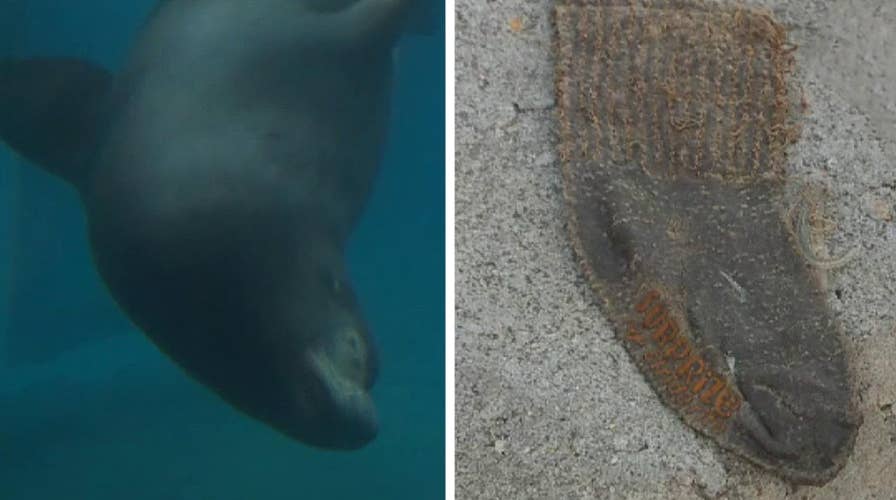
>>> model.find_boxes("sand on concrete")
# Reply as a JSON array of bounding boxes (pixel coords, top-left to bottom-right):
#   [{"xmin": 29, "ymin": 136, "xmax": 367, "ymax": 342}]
[{"xmin": 455, "ymin": 0, "xmax": 896, "ymax": 497}]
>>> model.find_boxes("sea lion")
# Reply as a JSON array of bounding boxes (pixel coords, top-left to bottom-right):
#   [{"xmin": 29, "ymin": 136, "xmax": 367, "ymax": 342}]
[{"xmin": 0, "ymin": 0, "xmax": 427, "ymax": 449}]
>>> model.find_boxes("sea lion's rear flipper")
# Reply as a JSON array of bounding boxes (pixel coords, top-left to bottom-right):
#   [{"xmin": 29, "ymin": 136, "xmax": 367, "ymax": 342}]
[{"xmin": 0, "ymin": 57, "xmax": 111, "ymax": 187}]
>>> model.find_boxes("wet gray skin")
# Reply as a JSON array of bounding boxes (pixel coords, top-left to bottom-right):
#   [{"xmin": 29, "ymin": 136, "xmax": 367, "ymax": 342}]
[{"xmin": 0, "ymin": 0, "xmax": 422, "ymax": 449}]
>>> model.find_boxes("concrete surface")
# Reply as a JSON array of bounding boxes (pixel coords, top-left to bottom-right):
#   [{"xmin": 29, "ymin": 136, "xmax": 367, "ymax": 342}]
[{"xmin": 455, "ymin": 0, "xmax": 896, "ymax": 498}]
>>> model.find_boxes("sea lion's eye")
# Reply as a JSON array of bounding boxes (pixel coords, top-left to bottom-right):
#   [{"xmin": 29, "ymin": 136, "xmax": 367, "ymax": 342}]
[{"xmin": 319, "ymin": 269, "xmax": 342, "ymax": 295}]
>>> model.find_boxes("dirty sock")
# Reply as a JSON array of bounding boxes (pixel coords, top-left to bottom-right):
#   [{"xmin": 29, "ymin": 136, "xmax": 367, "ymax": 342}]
[{"xmin": 554, "ymin": 0, "xmax": 859, "ymax": 484}]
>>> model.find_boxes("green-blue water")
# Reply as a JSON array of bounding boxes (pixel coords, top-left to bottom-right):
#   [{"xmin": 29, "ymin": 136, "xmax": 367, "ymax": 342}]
[{"xmin": 0, "ymin": 2, "xmax": 445, "ymax": 499}]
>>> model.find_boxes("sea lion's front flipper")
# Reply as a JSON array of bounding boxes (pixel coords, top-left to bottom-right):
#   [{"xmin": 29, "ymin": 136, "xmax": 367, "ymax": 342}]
[{"xmin": 0, "ymin": 57, "xmax": 111, "ymax": 187}]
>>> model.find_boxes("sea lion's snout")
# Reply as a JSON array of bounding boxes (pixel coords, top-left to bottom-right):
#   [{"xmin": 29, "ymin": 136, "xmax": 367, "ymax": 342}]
[
  {"xmin": 285, "ymin": 323, "xmax": 379, "ymax": 450},
  {"xmin": 310, "ymin": 351, "xmax": 380, "ymax": 448}
]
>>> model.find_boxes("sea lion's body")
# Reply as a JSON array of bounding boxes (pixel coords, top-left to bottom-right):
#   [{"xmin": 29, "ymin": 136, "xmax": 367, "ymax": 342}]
[
  {"xmin": 0, "ymin": 0, "xmax": 422, "ymax": 448},
  {"xmin": 92, "ymin": 1, "xmax": 393, "ymax": 236}
]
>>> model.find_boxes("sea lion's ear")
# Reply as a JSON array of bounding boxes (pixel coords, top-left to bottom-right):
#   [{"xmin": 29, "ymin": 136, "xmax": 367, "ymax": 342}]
[{"xmin": 0, "ymin": 57, "xmax": 112, "ymax": 188}]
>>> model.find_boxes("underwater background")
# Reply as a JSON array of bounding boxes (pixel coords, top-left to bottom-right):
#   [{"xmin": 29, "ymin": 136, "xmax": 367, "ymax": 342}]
[{"xmin": 0, "ymin": 1, "xmax": 445, "ymax": 499}]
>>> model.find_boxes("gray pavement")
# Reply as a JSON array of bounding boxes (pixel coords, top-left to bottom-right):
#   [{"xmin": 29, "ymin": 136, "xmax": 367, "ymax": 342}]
[{"xmin": 455, "ymin": 0, "xmax": 896, "ymax": 497}]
